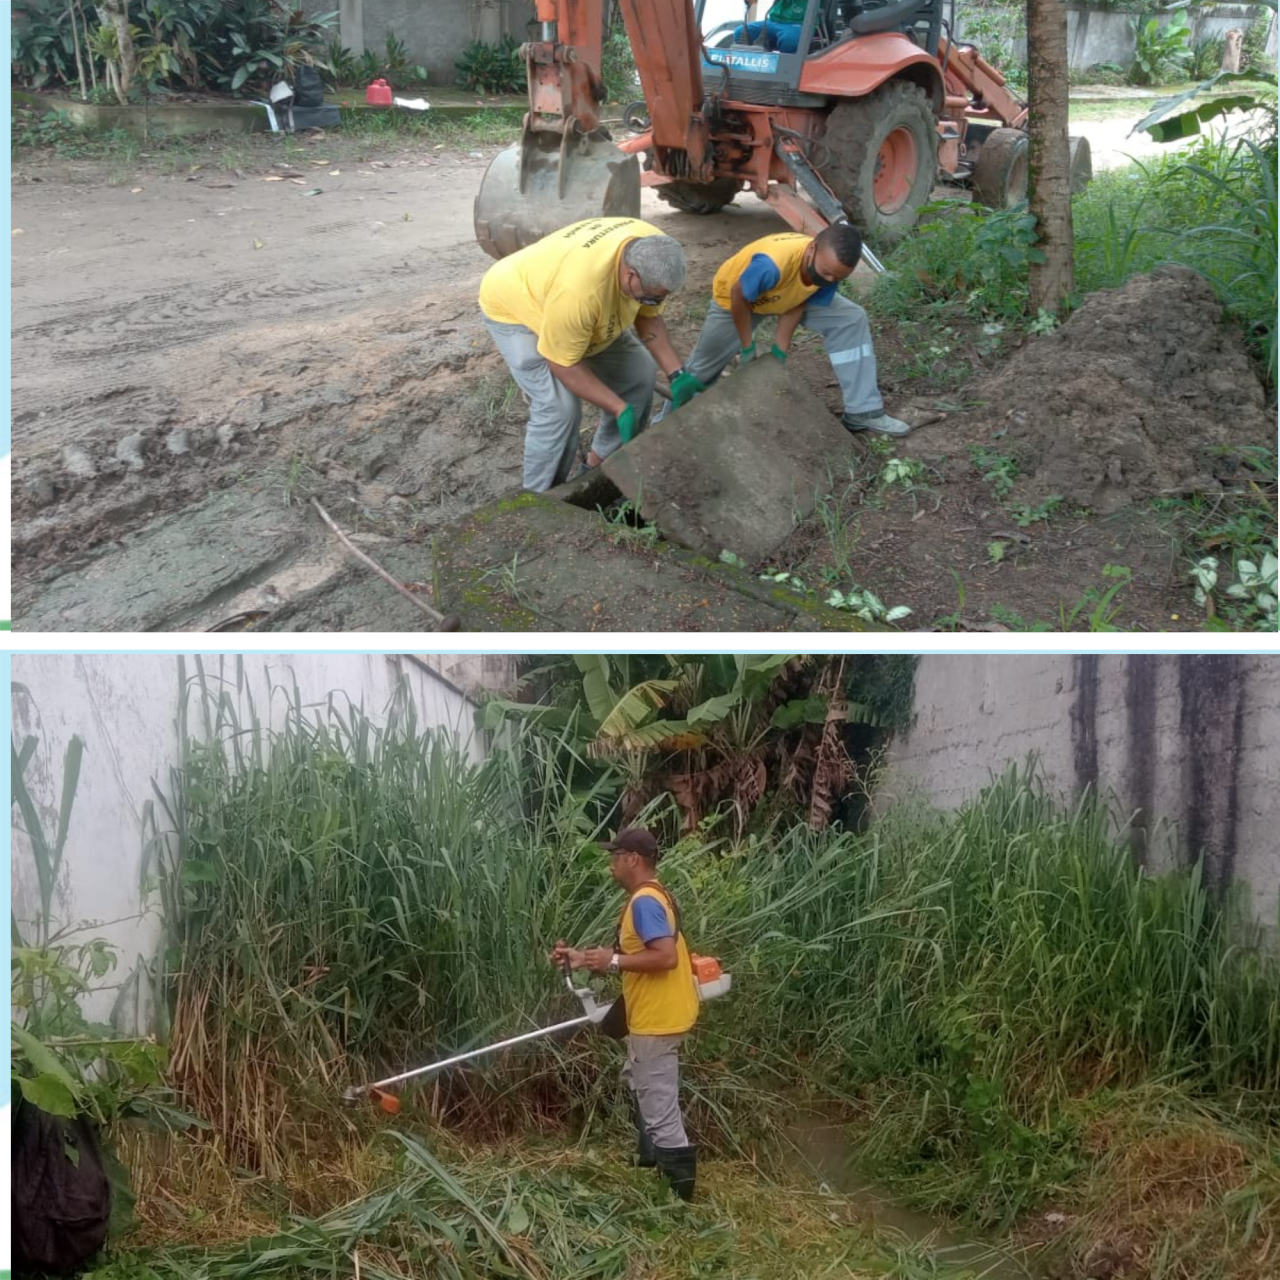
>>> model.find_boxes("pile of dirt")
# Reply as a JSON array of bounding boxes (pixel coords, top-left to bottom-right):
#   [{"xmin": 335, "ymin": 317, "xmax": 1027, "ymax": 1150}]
[{"xmin": 968, "ymin": 267, "xmax": 1272, "ymax": 514}]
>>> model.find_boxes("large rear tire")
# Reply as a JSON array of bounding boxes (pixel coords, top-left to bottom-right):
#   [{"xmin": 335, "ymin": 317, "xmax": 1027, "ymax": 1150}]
[
  {"xmin": 971, "ymin": 127, "xmax": 1029, "ymax": 209},
  {"xmin": 655, "ymin": 177, "xmax": 742, "ymax": 215},
  {"xmin": 820, "ymin": 82, "xmax": 939, "ymax": 243}
]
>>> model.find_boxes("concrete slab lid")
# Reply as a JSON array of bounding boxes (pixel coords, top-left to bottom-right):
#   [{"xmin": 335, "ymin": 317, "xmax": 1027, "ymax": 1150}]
[{"xmin": 600, "ymin": 358, "xmax": 859, "ymax": 564}]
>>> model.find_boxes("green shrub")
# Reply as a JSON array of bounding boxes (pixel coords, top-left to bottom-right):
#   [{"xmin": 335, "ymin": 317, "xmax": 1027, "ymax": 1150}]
[
  {"xmin": 1129, "ymin": 9, "xmax": 1192, "ymax": 86},
  {"xmin": 455, "ymin": 36, "xmax": 526, "ymax": 96}
]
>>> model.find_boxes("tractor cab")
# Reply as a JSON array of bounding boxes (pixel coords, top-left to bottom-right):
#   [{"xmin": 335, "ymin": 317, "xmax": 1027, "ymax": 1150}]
[{"xmin": 699, "ymin": 0, "xmax": 944, "ymax": 98}]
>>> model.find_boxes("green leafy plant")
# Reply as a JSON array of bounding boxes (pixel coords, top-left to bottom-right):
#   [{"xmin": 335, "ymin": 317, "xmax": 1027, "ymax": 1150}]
[
  {"xmin": 1009, "ymin": 495, "xmax": 1062, "ymax": 527},
  {"xmin": 1058, "ymin": 563, "xmax": 1133, "ymax": 631},
  {"xmin": 968, "ymin": 445, "xmax": 1018, "ymax": 497},
  {"xmin": 1193, "ymin": 550, "xmax": 1279, "ymax": 630},
  {"xmin": 191, "ymin": 1, "xmax": 337, "ymax": 96},
  {"xmin": 1129, "ymin": 9, "xmax": 1192, "ymax": 87},
  {"xmin": 600, "ymin": 8, "xmax": 639, "ymax": 102},
  {"xmin": 10, "ymin": 721, "xmax": 200, "ymax": 1133},
  {"xmin": 881, "ymin": 457, "xmax": 924, "ymax": 488},
  {"xmin": 455, "ymin": 35, "xmax": 527, "ymax": 96},
  {"xmin": 1224, "ymin": 550, "xmax": 1279, "ymax": 629},
  {"xmin": 825, "ymin": 585, "xmax": 912, "ymax": 624},
  {"xmin": 1191, "ymin": 32, "xmax": 1226, "ymax": 81},
  {"xmin": 11, "ymin": 0, "xmax": 85, "ymax": 89}
]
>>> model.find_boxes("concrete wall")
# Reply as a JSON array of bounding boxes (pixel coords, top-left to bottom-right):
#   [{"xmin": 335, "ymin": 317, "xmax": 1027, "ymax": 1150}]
[
  {"xmin": 955, "ymin": 3, "xmax": 1276, "ymax": 72},
  {"xmin": 10, "ymin": 653, "xmax": 508, "ymax": 1030},
  {"xmin": 306, "ymin": 0, "xmax": 537, "ymax": 85},
  {"xmin": 884, "ymin": 655, "xmax": 1280, "ymax": 930}
]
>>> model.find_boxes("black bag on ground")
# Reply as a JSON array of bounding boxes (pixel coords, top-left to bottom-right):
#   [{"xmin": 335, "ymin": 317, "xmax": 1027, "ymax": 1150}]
[
  {"xmin": 293, "ymin": 64, "xmax": 325, "ymax": 108},
  {"xmin": 12, "ymin": 1095, "xmax": 112, "ymax": 1275}
]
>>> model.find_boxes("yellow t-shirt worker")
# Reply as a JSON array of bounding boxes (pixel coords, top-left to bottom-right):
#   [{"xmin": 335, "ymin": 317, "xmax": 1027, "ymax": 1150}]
[
  {"xmin": 679, "ymin": 222, "xmax": 909, "ymax": 436},
  {"xmin": 551, "ymin": 827, "xmax": 700, "ymax": 1201},
  {"xmin": 478, "ymin": 218, "xmax": 701, "ymax": 491}
]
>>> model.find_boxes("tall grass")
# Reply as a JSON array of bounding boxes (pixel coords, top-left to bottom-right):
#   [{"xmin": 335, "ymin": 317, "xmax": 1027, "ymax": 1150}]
[{"xmin": 152, "ymin": 664, "xmax": 1280, "ymax": 1210}]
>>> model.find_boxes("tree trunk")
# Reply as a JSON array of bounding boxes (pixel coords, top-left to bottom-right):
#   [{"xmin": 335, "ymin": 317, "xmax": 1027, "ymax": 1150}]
[
  {"xmin": 97, "ymin": 1, "xmax": 137, "ymax": 104},
  {"xmin": 68, "ymin": 3, "xmax": 88, "ymax": 99},
  {"xmin": 1026, "ymin": 0, "xmax": 1073, "ymax": 314}
]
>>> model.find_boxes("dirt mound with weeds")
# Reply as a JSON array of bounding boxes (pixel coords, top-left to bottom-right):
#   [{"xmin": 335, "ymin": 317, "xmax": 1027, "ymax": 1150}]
[{"xmin": 975, "ymin": 266, "xmax": 1272, "ymax": 515}]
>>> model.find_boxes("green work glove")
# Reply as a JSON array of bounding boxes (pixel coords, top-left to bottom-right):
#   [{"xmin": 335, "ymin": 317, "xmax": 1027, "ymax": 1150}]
[
  {"xmin": 770, "ymin": 344, "xmax": 788, "ymax": 363},
  {"xmin": 738, "ymin": 342, "xmax": 757, "ymax": 364},
  {"xmin": 669, "ymin": 368, "xmax": 704, "ymax": 408},
  {"xmin": 617, "ymin": 403, "xmax": 637, "ymax": 443}
]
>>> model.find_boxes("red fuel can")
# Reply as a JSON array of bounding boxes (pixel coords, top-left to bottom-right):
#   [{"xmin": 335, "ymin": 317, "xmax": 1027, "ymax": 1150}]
[{"xmin": 365, "ymin": 78, "xmax": 392, "ymax": 107}]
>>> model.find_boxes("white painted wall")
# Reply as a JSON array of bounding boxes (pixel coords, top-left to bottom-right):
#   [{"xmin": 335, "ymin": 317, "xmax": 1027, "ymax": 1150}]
[
  {"xmin": 883, "ymin": 655, "xmax": 1280, "ymax": 932},
  {"xmin": 10, "ymin": 653, "xmax": 505, "ymax": 1031}
]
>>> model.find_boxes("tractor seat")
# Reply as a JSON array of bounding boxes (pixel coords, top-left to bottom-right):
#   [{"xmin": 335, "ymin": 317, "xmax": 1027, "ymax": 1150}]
[{"xmin": 847, "ymin": 0, "xmax": 931, "ymax": 37}]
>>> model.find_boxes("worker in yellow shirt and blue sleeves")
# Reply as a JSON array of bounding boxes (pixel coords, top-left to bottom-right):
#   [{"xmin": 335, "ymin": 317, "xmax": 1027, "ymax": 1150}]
[
  {"xmin": 551, "ymin": 828, "xmax": 701, "ymax": 1201},
  {"xmin": 479, "ymin": 217, "xmax": 703, "ymax": 491},
  {"xmin": 672, "ymin": 222, "xmax": 909, "ymax": 436}
]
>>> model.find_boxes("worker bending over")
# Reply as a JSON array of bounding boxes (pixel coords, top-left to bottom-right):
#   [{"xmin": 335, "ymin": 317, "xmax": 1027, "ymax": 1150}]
[
  {"xmin": 680, "ymin": 222, "xmax": 909, "ymax": 436},
  {"xmin": 479, "ymin": 217, "xmax": 701, "ymax": 491}
]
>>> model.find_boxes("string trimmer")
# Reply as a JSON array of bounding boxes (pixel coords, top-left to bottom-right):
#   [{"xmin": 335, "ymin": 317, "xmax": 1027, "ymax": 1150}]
[{"xmin": 343, "ymin": 956, "xmax": 730, "ymax": 1114}]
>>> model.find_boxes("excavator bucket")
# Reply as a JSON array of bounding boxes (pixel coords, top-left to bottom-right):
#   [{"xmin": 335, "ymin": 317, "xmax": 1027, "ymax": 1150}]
[{"xmin": 474, "ymin": 126, "xmax": 641, "ymax": 260}]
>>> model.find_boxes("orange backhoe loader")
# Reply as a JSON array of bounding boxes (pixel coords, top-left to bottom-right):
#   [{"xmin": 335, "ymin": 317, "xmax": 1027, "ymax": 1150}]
[{"xmin": 474, "ymin": 0, "xmax": 1091, "ymax": 261}]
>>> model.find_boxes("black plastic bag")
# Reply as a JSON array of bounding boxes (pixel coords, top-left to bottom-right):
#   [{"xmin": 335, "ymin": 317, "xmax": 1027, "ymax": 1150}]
[
  {"xmin": 12, "ymin": 1096, "xmax": 112, "ymax": 1275},
  {"xmin": 293, "ymin": 64, "xmax": 325, "ymax": 109}
]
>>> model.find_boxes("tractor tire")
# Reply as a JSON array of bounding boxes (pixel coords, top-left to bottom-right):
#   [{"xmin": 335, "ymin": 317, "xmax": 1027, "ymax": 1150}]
[
  {"xmin": 971, "ymin": 127, "xmax": 1029, "ymax": 210},
  {"xmin": 820, "ymin": 81, "xmax": 939, "ymax": 243},
  {"xmin": 655, "ymin": 177, "xmax": 742, "ymax": 215}
]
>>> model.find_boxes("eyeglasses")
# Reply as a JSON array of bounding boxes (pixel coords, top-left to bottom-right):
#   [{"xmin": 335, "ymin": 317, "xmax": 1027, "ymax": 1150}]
[{"xmin": 630, "ymin": 269, "xmax": 665, "ymax": 308}]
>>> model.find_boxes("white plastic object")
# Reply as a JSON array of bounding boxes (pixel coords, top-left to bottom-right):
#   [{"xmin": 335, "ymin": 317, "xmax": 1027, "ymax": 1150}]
[{"xmin": 697, "ymin": 973, "xmax": 732, "ymax": 1001}]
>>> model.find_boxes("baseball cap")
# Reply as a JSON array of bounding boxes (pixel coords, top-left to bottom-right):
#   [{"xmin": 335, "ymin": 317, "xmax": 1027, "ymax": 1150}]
[{"xmin": 600, "ymin": 827, "xmax": 662, "ymax": 861}]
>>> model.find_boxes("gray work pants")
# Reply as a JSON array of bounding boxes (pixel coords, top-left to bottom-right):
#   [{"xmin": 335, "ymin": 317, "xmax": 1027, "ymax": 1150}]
[
  {"xmin": 622, "ymin": 1033, "xmax": 689, "ymax": 1148},
  {"xmin": 482, "ymin": 318, "xmax": 657, "ymax": 492},
  {"xmin": 672, "ymin": 297, "xmax": 884, "ymax": 417}
]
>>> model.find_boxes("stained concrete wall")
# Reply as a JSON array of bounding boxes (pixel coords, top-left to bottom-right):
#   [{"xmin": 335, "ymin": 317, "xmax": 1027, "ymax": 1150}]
[
  {"xmin": 305, "ymin": 0, "xmax": 537, "ymax": 85},
  {"xmin": 883, "ymin": 655, "xmax": 1280, "ymax": 930},
  {"xmin": 10, "ymin": 653, "xmax": 509, "ymax": 1031},
  {"xmin": 955, "ymin": 3, "xmax": 1276, "ymax": 72}
]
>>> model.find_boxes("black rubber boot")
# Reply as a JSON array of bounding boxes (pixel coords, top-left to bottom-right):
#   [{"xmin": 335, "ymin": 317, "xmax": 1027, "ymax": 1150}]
[
  {"xmin": 653, "ymin": 1144, "xmax": 697, "ymax": 1202},
  {"xmin": 631, "ymin": 1096, "xmax": 657, "ymax": 1168}
]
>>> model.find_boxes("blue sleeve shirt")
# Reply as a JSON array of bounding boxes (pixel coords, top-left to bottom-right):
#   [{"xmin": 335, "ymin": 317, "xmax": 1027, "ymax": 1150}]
[
  {"xmin": 630, "ymin": 894, "xmax": 675, "ymax": 943},
  {"xmin": 738, "ymin": 252, "xmax": 838, "ymax": 308},
  {"xmin": 738, "ymin": 253, "xmax": 782, "ymax": 304}
]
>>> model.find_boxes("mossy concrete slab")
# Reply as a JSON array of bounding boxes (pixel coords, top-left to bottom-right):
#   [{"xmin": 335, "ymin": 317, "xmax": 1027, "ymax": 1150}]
[
  {"xmin": 430, "ymin": 492, "xmax": 880, "ymax": 632},
  {"xmin": 13, "ymin": 490, "xmax": 311, "ymax": 632},
  {"xmin": 601, "ymin": 359, "xmax": 858, "ymax": 564}
]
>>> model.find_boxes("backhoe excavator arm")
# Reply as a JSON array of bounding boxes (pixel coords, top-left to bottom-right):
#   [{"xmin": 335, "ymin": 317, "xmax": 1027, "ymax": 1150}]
[
  {"xmin": 474, "ymin": 0, "xmax": 641, "ymax": 258},
  {"xmin": 616, "ymin": 0, "xmax": 712, "ymax": 181},
  {"xmin": 526, "ymin": 0, "xmax": 608, "ymax": 137}
]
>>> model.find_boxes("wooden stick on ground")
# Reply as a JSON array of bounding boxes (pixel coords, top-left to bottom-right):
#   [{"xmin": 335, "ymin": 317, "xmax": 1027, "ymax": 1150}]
[{"xmin": 310, "ymin": 497, "xmax": 461, "ymax": 631}]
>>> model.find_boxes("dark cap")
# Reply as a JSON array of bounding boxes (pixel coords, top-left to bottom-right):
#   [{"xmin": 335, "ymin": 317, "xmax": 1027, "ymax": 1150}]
[{"xmin": 601, "ymin": 827, "xmax": 661, "ymax": 861}]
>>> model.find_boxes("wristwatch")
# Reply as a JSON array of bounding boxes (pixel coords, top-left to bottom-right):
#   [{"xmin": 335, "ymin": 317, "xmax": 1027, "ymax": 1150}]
[{"xmin": 608, "ymin": 953, "xmax": 621, "ymax": 975}]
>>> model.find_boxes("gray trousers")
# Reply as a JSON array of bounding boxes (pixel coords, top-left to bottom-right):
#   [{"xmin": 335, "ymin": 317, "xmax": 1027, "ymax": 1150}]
[
  {"xmin": 675, "ymin": 297, "xmax": 884, "ymax": 417},
  {"xmin": 622, "ymin": 1033, "xmax": 689, "ymax": 1148},
  {"xmin": 483, "ymin": 318, "xmax": 658, "ymax": 492}
]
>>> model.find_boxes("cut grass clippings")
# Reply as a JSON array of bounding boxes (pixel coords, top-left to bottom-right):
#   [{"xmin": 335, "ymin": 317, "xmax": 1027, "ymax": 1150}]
[{"xmin": 92, "ymin": 1124, "xmax": 890, "ymax": 1280}]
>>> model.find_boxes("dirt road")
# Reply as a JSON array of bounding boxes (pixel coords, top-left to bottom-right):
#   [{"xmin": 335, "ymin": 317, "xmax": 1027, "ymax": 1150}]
[{"xmin": 11, "ymin": 135, "xmax": 804, "ymax": 629}]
